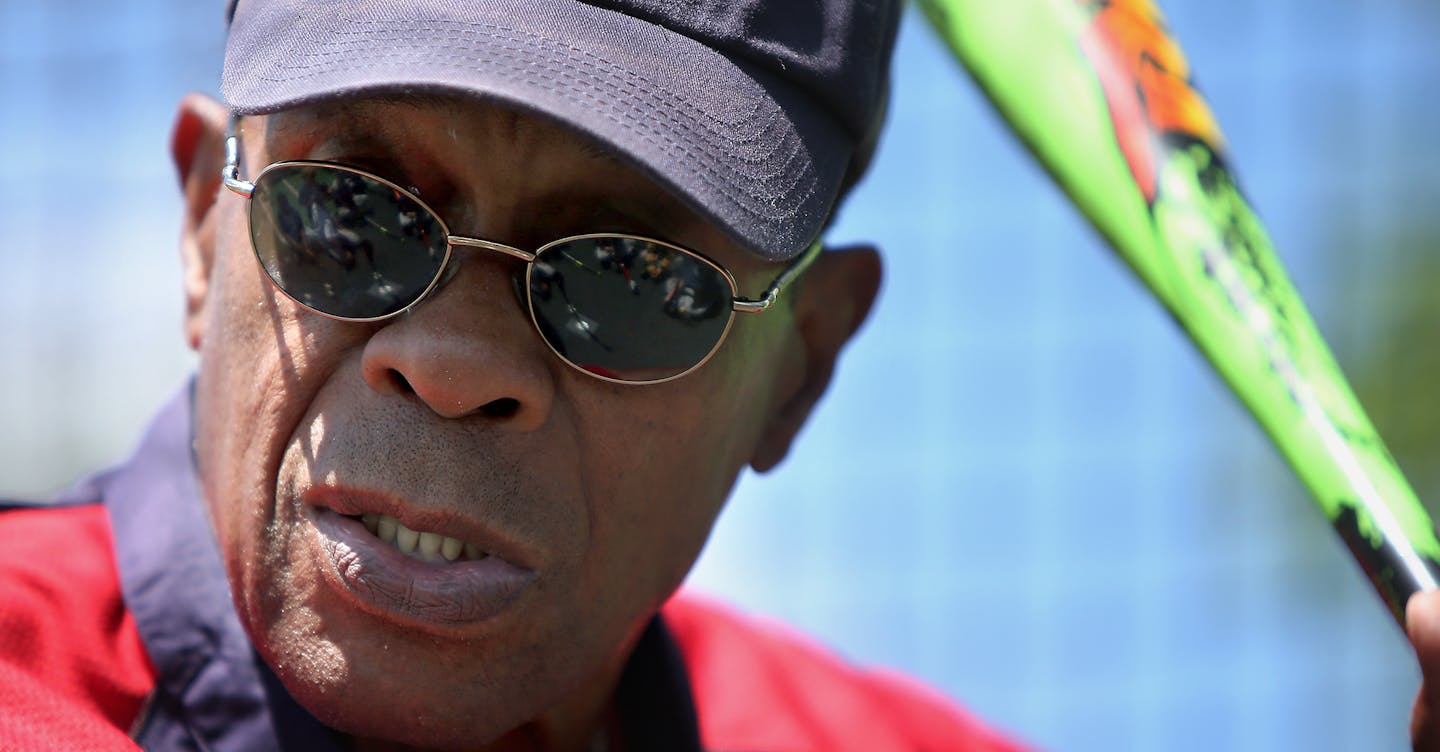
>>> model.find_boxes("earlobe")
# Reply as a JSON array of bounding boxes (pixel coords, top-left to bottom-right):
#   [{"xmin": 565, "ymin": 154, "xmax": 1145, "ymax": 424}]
[
  {"xmin": 171, "ymin": 93, "xmax": 231, "ymax": 351},
  {"xmin": 750, "ymin": 244, "xmax": 882, "ymax": 473}
]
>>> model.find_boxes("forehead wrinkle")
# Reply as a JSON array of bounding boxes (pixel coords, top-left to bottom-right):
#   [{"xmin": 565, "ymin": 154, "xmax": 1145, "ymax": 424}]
[
  {"xmin": 268, "ymin": 94, "xmax": 634, "ymax": 169},
  {"xmin": 259, "ymin": 93, "xmax": 460, "ymax": 156}
]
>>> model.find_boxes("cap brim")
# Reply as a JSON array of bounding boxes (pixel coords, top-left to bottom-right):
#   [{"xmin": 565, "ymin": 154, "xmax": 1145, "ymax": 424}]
[{"xmin": 223, "ymin": 0, "xmax": 848, "ymax": 260}]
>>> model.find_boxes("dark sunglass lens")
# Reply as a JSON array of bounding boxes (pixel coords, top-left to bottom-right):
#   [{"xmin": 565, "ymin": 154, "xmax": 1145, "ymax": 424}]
[
  {"xmin": 528, "ymin": 237, "xmax": 734, "ymax": 382},
  {"xmin": 249, "ymin": 165, "xmax": 447, "ymax": 319}
]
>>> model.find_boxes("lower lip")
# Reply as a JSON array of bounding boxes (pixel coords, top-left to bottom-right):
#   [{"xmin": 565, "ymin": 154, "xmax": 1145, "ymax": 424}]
[{"xmin": 306, "ymin": 507, "xmax": 536, "ymax": 632}]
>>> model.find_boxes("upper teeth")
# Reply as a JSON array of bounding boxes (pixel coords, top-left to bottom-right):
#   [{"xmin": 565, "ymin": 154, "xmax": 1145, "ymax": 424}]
[{"xmin": 362, "ymin": 513, "xmax": 487, "ymax": 563}]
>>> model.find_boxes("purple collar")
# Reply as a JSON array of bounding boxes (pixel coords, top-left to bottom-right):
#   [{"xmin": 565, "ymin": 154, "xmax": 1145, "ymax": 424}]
[{"xmin": 104, "ymin": 385, "xmax": 339, "ymax": 751}]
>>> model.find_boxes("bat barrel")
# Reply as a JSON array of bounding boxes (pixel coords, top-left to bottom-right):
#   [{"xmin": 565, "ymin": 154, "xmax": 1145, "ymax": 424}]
[{"xmin": 918, "ymin": 0, "xmax": 1440, "ymax": 626}]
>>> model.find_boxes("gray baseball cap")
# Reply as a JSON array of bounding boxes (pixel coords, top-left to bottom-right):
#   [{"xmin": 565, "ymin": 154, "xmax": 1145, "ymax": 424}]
[{"xmin": 222, "ymin": 0, "xmax": 902, "ymax": 260}]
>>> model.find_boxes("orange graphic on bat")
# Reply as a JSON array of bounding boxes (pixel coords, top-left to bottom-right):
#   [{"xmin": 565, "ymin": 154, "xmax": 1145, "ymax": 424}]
[{"xmin": 1078, "ymin": 0, "xmax": 1224, "ymax": 202}]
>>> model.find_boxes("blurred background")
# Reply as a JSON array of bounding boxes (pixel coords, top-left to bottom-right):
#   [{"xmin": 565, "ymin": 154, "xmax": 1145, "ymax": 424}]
[{"xmin": 3, "ymin": 1, "xmax": 1438, "ymax": 749}]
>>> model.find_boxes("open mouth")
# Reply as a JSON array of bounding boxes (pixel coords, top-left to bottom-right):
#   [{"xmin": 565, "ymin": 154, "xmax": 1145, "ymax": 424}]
[
  {"xmin": 340, "ymin": 513, "xmax": 490, "ymax": 564},
  {"xmin": 308, "ymin": 503, "xmax": 537, "ymax": 630}
]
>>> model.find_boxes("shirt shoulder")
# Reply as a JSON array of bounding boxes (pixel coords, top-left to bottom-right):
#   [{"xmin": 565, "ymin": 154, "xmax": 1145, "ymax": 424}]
[
  {"xmin": 0, "ymin": 501, "xmax": 156, "ymax": 750},
  {"xmin": 662, "ymin": 591, "xmax": 1028, "ymax": 752}
]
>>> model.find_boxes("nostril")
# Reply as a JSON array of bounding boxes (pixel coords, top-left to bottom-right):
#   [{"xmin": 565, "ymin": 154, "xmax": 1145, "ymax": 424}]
[
  {"xmin": 480, "ymin": 398, "xmax": 520, "ymax": 419},
  {"xmin": 387, "ymin": 369, "xmax": 415, "ymax": 395}
]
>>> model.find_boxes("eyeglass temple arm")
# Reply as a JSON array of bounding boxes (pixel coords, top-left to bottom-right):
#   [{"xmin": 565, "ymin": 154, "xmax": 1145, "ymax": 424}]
[
  {"xmin": 222, "ymin": 116, "xmax": 256, "ymax": 198},
  {"xmin": 732, "ymin": 240, "xmax": 823, "ymax": 313}
]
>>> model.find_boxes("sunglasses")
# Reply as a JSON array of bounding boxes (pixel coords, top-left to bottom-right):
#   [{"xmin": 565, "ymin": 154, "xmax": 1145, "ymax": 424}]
[{"xmin": 220, "ymin": 124, "xmax": 820, "ymax": 385}]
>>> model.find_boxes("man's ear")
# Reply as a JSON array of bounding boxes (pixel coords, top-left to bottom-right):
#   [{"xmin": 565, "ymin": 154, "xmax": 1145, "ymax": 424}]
[
  {"xmin": 171, "ymin": 93, "xmax": 230, "ymax": 351},
  {"xmin": 750, "ymin": 244, "xmax": 882, "ymax": 473}
]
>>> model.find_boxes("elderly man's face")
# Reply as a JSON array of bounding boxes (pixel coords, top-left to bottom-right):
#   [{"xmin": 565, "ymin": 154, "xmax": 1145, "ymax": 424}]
[{"xmin": 172, "ymin": 94, "xmax": 877, "ymax": 749}]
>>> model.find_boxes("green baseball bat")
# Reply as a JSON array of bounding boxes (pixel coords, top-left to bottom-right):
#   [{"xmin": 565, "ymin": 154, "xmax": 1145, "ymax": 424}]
[{"xmin": 917, "ymin": 0, "xmax": 1440, "ymax": 625}]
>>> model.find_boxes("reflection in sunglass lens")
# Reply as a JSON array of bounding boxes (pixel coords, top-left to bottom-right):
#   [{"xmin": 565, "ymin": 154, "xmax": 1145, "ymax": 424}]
[
  {"xmin": 249, "ymin": 164, "xmax": 448, "ymax": 320},
  {"xmin": 529, "ymin": 237, "xmax": 734, "ymax": 382}
]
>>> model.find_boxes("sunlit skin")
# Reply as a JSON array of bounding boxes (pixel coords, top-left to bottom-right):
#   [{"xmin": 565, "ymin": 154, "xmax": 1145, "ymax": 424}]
[{"xmin": 170, "ymin": 93, "xmax": 880, "ymax": 751}]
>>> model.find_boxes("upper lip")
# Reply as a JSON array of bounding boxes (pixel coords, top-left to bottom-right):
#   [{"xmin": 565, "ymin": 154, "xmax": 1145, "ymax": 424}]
[{"xmin": 302, "ymin": 484, "xmax": 537, "ymax": 569}]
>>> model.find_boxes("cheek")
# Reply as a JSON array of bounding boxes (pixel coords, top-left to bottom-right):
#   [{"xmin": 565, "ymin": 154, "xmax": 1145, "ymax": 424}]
[
  {"xmin": 574, "ymin": 319, "xmax": 785, "ymax": 605},
  {"xmin": 192, "ymin": 220, "xmax": 365, "ymax": 618}
]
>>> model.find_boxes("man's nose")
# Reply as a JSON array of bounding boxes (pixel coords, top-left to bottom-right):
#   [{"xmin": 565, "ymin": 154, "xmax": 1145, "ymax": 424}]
[{"xmin": 359, "ymin": 256, "xmax": 555, "ymax": 431}]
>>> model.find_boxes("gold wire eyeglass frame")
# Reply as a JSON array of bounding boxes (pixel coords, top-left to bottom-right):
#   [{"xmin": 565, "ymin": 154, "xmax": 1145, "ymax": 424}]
[{"xmin": 220, "ymin": 119, "xmax": 822, "ymax": 385}]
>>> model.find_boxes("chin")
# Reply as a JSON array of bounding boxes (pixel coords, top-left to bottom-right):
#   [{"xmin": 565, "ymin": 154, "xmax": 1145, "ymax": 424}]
[{"xmin": 257, "ymin": 625, "xmax": 532, "ymax": 751}]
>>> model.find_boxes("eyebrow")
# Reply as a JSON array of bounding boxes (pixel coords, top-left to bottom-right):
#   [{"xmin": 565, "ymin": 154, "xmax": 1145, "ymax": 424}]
[{"xmin": 572, "ymin": 137, "xmax": 629, "ymax": 168}]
